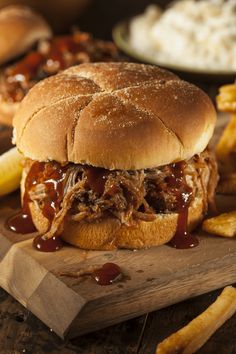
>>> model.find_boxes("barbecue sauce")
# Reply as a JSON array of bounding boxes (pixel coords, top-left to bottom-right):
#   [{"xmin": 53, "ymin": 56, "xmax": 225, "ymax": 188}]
[
  {"xmin": 30, "ymin": 162, "xmax": 67, "ymax": 223},
  {"xmin": 33, "ymin": 235, "xmax": 63, "ymax": 252},
  {"xmin": 7, "ymin": 161, "xmax": 67, "ymax": 251},
  {"xmin": 92, "ymin": 263, "xmax": 122, "ymax": 285},
  {"xmin": 47, "ymin": 35, "xmax": 83, "ymax": 69},
  {"xmin": 7, "ymin": 52, "xmax": 44, "ymax": 82},
  {"xmin": 85, "ymin": 167, "xmax": 109, "ymax": 195},
  {"xmin": 7, "ymin": 212, "xmax": 36, "ymax": 234},
  {"xmin": 6, "ymin": 35, "xmax": 85, "ymax": 89},
  {"xmin": 6, "ymin": 161, "xmax": 42, "ymax": 234},
  {"xmin": 167, "ymin": 162, "xmax": 199, "ymax": 249}
]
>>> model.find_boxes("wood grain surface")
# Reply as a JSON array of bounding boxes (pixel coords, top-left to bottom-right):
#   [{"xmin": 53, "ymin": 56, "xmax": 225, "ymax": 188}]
[{"xmin": 0, "ymin": 285, "xmax": 235, "ymax": 354}]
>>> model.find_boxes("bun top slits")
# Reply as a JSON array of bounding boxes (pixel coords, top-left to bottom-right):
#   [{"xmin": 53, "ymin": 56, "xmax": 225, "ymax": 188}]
[
  {"xmin": 0, "ymin": 5, "xmax": 52, "ymax": 65},
  {"xmin": 13, "ymin": 62, "xmax": 216, "ymax": 169}
]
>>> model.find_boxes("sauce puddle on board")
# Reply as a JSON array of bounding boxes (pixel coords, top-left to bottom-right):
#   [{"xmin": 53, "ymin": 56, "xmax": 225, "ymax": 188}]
[
  {"xmin": 7, "ymin": 212, "xmax": 36, "ymax": 234},
  {"xmin": 61, "ymin": 263, "xmax": 123, "ymax": 286},
  {"xmin": 33, "ymin": 235, "xmax": 64, "ymax": 252},
  {"xmin": 92, "ymin": 263, "xmax": 123, "ymax": 285}
]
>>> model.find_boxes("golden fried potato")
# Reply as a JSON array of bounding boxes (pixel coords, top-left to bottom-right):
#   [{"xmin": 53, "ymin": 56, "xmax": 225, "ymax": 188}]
[
  {"xmin": 202, "ymin": 211, "xmax": 236, "ymax": 237},
  {"xmin": 217, "ymin": 84, "xmax": 236, "ymax": 113},
  {"xmin": 216, "ymin": 84, "xmax": 236, "ymax": 190},
  {"xmin": 216, "ymin": 114, "xmax": 236, "ymax": 163},
  {"xmin": 156, "ymin": 286, "xmax": 236, "ymax": 354}
]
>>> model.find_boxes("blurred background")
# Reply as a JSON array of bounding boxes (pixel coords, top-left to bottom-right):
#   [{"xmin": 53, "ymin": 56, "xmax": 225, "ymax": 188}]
[{"xmin": 0, "ymin": 0, "xmax": 169, "ymax": 35}]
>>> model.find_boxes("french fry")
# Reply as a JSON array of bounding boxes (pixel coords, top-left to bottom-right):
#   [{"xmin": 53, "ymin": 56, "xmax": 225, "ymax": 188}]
[
  {"xmin": 216, "ymin": 84, "xmax": 236, "ymax": 179},
  {"xmin": 202, "ymin": 211, "xmax": 236, "ymax": 237},
  {"xmin": 217, "ymin": 84, "xmax": 236, "ymax": 113},
  {"xmin": 156, "ymin": 286, "xmax": 236, "ymax": 354},
  {"xmin": 216, "ymin": 114, "xmax": 236, "ymax": 166},
  {"xmin": 217, "ymin": 173, "xmax": 236, "ymax": 195}
]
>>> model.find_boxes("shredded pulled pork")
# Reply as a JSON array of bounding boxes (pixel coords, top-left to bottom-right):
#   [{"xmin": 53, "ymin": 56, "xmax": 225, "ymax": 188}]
[{"xmin": 27, "ymin": 149, "xmax": 218, "ymax": 239}]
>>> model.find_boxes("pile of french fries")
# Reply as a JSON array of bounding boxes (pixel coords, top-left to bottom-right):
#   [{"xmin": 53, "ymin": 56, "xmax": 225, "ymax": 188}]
[{"xmin": 202, "ymin": 83, "xmax": 236, "ymax": 238}]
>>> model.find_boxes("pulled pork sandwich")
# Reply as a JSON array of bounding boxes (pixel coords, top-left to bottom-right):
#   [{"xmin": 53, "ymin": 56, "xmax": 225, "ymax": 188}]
[
  {"xmin": 0, "ymin": 5, "xmax": 52, "ymax": 65},
  {"xmin": 0, "ymin": 5, "xmax": 52, "ymax": 125},
  {"xmin": 0, "ymin": 30, "xmax": 122, "ymax": 125},
  {"xmin": 12, "ymin": 62, "xmax": 218, "ymax": 251}
]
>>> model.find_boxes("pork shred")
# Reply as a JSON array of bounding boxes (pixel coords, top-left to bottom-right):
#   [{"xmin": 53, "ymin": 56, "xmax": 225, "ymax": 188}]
[{"xmin": 28, "ymin": 149, "xmax": 218, "ymax": 238}]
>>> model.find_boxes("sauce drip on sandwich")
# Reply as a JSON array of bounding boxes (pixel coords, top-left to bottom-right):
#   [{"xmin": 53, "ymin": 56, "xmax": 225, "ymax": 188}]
[{"xmin": 167, "ymin": 162, "xmax": 199, "ymax": 249}]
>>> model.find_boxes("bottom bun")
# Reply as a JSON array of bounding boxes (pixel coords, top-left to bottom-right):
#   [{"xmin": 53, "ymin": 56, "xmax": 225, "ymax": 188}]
[
  {"xmin": 29, "ymin": 195, "xmax": 205, "ymax": 250},
  {"xmin": 61, "ymin": 197, "xmax": 204, "ymax": 250}
]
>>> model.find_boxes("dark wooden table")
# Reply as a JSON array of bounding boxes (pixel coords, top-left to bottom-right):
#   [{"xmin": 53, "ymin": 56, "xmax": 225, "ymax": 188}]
[{"xmin": 0, "ymin": 284, "xmax": 236, "ymax": 354}]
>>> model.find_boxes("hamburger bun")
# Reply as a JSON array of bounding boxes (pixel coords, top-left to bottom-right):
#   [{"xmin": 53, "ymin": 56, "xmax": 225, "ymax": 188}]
[
  {"xmin": 14, "ymin": 62, "xmax": 216, "ymax": 170},
  {"xmin": 0, "ymin": 5, "xmax": 52, "ymax": 65}
]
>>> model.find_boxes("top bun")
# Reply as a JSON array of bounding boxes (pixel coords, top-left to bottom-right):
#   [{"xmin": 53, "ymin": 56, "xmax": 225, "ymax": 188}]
[
  {"xmin": 13, "ymin": 62, "xmax": 216, "ymax": 170},
  {"xmin": 0, "ymin": 5, "xmax": 52, "ymax": 65}
]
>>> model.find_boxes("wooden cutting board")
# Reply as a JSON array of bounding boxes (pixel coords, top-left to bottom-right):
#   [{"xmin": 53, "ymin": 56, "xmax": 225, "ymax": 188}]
[{"xmin": 0, "ymin": 114, "xmax": 236, "ymax": 339}]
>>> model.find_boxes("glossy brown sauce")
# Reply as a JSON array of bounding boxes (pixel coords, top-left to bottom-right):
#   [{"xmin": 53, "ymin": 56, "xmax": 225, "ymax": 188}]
[
  {"xmin": 6, "ymin": 162, "xmax": 41, "ymax": 234},
  {"xmin": 7, "ymin": 161, "xmax": 68, "ymax": 251},
  {"xmin": 47, "ymin": 35, "xmax": 83, "ymax": 69},
  {"xmin": 171, "ymin": 208, "xmax": 199, "ymax": 248},
  {"xmin": 7, "ymin": 35, "xmax": 85, "ymax": 87},
  {"xmin": 7, "ymin": 162, "xmax": 111, "ymax": 252},
  {"xmin": 33, "ymin": 235, "xmax": 64, "ymax": 252},
  {"xmin": 7, "ymin": 52, "xmax": 44, "ymax": 81},
  {"xmin": 24, "ymin": 161, "xmax": 67, "ymax": 222},
  {"xmin": 85, "ymin": 166, "xmax": 109, "ymax": 195},
  {"xmin": 7, "ymin": 212, "xmax": 36, "ymax": 234},
  {"xmin": 167, "ymin": 162, "xmax": 199, "ymax": 249},
  {"xmin": 92, "ymin": 263, "xmax": 122, "ymax": 285}
]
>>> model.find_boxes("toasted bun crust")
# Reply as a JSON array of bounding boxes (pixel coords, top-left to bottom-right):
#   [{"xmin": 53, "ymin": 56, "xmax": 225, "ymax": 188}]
[
  {"xmin": 14, "ymin": 62, "xmax": 216, "ymax": 170},
  {"xmin": 28, "ymin": 195, "xmax": 204, "ymax": 250},
  {"xmin": 0, "ymin": 5, "xmax": 52, "ymax": 65}
]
